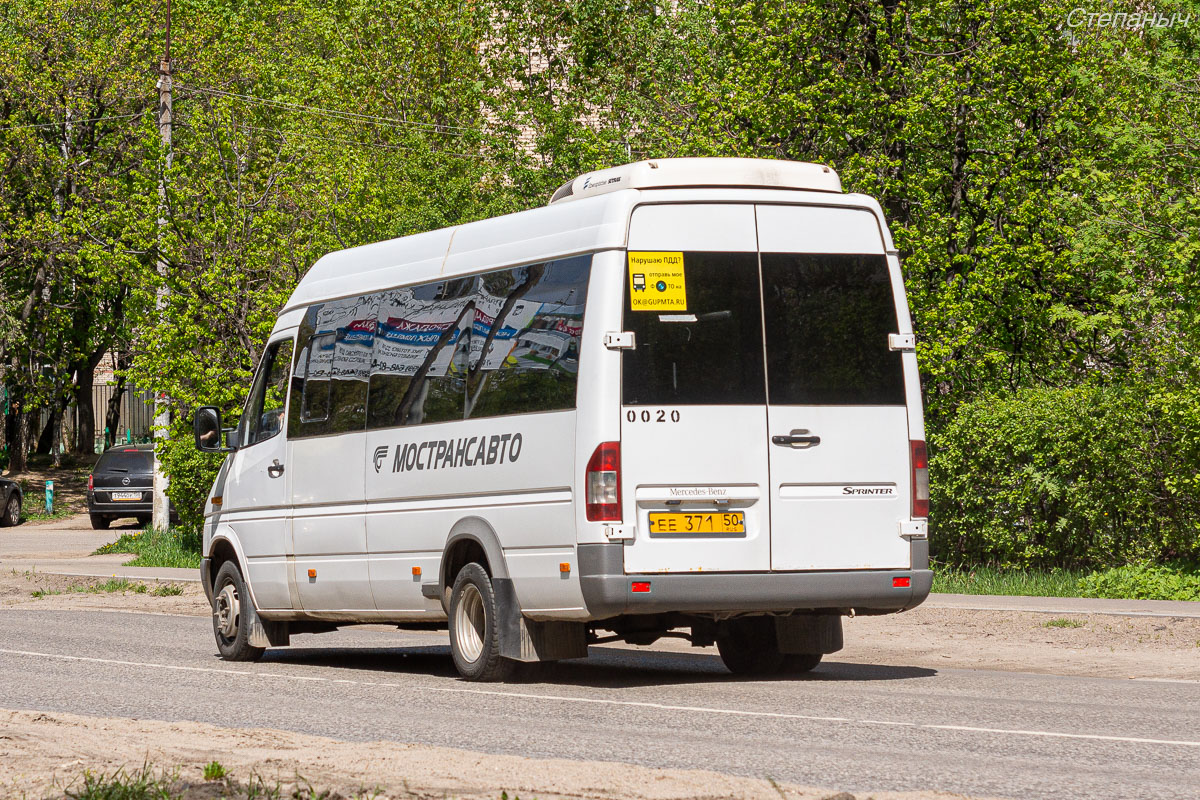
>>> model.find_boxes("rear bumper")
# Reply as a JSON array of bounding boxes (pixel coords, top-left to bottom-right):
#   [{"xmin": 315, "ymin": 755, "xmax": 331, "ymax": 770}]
[{"xmin": 577, "ymin": 542, "xmax": 932, "ymax": 618}]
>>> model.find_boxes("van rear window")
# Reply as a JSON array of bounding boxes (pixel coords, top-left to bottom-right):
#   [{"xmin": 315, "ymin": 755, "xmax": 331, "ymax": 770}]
[
  {"xmin": 761, "ymin": 253, "xmax": 905, "ymax": 405},
  {"xmin": 622, "ymin": 253, "xmax": 766, "ymax": 405}
]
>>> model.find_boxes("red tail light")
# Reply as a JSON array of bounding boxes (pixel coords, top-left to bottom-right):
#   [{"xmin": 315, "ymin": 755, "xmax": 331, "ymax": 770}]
[
  {"xmin": 87, "ymin": 474, "xmax": 94, "ymax": 492},
  {"xmin": 585, "ymin": 441, "xmax": 621, "ymax": 522},
  {"xmin": 911, "ymin": 440, "xmax": 929, "ymax": 518}
]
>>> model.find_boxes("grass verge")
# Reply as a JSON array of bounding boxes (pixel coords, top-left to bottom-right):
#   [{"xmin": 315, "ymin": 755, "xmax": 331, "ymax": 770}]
[
  {"xmin": 93, "ymin": 527, "xmax": 202, "ymax": 569},
  {"xmin": 932, "ymin": 564, "xmax": 1088, "ymax": 597},
  {"xmin": 57, "ymin": 764, "xmax": 383, "ymax": 799},
  {"xmin": 933, "ymin": 562, "xmax": 1200, "ymax": 601},
  {"xmin": 31, "ymin": 578, "xmax": 184, "ymax": 598}
]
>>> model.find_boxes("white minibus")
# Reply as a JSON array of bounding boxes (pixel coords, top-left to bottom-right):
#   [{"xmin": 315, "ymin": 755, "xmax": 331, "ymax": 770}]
[{"xmin": 194, "ymin": 157, "xmax": 931, "ymax": 681}]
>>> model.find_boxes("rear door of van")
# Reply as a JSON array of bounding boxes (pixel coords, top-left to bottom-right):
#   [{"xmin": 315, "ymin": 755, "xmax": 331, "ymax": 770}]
[
  {"xmin": 620, "ymin": 204, "xmax": 771, "ymax": 573},
  {"xmin": 757, "ymin": 204, "xmax": 911, "ymax": 570},
  {"xmin": 619, "ymin": 202, "xmax": 912, "ymax": 574}
]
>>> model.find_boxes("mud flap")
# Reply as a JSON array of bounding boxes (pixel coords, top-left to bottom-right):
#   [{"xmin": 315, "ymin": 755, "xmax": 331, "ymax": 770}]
[
  {"xmin": 245, "ymin": 602, "xmax": 290, "ymax": 648},
  {"xmin": 775, "ymin": 614, "xmax": 843, "ymax": 655},
  {"xmin": 493, "ymin": 578, "xmax": 588, "ymax": 662}
]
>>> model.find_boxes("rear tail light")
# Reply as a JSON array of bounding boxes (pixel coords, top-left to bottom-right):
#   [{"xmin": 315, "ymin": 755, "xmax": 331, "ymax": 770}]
[
  {"xmin": 585, "ymin": 441, "xmax": 621, "ymax": 522},
  {"xmin": 87, "ymin": 474, "xmax": 93, "ymax": 492},
  {"xmin": 910, "ymin": 440, "xmax": 929, "ymax": 518}
]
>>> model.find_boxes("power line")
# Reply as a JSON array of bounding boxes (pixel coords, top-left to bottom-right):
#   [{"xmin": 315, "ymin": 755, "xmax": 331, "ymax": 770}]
[
  {"xmin": 0, "ymin": 110, "xmax": 152, "ymax": 133},
  {"xmin": 178, "ymin": 84, "xmax": 476, "ymax": 137},
  {"xmin": 236, "ymin": 122, "xmax": 479, "ymax": 160}
]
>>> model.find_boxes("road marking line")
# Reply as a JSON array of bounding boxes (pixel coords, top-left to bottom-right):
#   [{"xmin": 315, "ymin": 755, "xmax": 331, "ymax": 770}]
[{"xmin": 3, "ymin": 647, "xmax": 1199, "ymax": 749}]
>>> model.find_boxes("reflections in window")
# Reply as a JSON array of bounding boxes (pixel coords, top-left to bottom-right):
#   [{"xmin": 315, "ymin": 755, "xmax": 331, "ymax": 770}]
[{"xmin": 366, "ymin": 255, "xmax": 590, "ymax": 429}]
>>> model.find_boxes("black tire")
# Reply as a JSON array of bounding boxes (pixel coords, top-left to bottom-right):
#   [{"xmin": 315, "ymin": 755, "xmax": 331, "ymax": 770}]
[
  {"xmin": 448, "ymin": 562, "xmax": 514, "ymax": 682},
  {"xmin": 212, "ymin": 560, "xmax": 265, "ymax": 662},
  {"xmin": 1, "ymin": 494, "xmax": 19, "ymax": 527},
  {"xmin": 716, "ymin": 617, "xmax": 785, "ymax": 676},
  {"xmin": 136, "ymin": 515, "xmax": 151, "ymax": 527},
  {"xmin": 782, "ymin": 652, "xmax": 823, "ymax": 674},
  {"xmin": 90, "ymin": 514, "xmax": 110, "ymax": 530}
]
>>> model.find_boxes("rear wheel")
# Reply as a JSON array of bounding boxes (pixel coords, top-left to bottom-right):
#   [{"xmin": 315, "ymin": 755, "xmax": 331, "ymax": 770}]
[
  {"xmin": 1, "ymin": 494, "xmax": 19, "ymax": 526},
  {"xmin": 448, "ymin": 562, "xmax": 514, "ymax": 682},
  {"xmin": 89, "ymin": 514, "xmax": 110, "ymax": 530},
  {"xmin": 716, "ymin": 617, "xmax": 785, "ymax": 676},
  {"xmin": 782, "ymin": 652, "xmax": 823, "ymax": 673},
  {"xmin": 212, "ymin": 560, "xmax": 265, "ymax": 662}
]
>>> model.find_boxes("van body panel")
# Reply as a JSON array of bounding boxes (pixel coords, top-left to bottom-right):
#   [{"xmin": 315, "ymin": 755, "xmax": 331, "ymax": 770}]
[
  {"xmin": 288, "ymin": 431, "xmax": 372, "ymax": 610},
  {"xmin": 220, "ymin": 375, "xmax": 293, "ymax": 609},
  {"xmin": 767, "ymin": 406, "xmax": 911, "ymax": 570},
  {"xmin": 364, "ymin": 411, "xmax": 584, "ymax": 615}
]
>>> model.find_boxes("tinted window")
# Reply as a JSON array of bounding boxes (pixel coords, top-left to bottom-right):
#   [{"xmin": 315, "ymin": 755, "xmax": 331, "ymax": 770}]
[
  {"xmin": 97, "ymin": 450, "xmax": 152, "ymax": 472},
  {"xmin": 367, "ymin": 256, "xmax": 591, "ymax": 429},
  {"xmin": 243, "ymin": 339, "xmax": 294, "ymax": 447},
  {"xmin": 288, "ymin": 296, "xmax": 376, "ymax": 438},
  {"xmin": 761, "ymin": 253, "xmax": 904, "ymax": 405},
  {"xmin": 622, "ymin": 252, "xmax": 765, "ymax": 405},
  {"xmin": 465, "ymin": 256, "xmax": 589, "ymax": 418}
]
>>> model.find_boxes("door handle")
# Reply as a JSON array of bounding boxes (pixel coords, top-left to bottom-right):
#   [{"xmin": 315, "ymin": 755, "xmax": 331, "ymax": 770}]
[
  {"xmin": 267, "ymin": 459, "xmax": 285, "ymax": 477},
  {"xmin": 772, "ymin": 430, "xmax": 821, "ymax": 449}
]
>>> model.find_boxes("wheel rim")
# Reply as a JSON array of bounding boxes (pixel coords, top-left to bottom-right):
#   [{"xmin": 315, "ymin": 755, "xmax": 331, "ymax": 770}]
[
  {"xmin": 453, "ymin": 582, "xmax": 486, "ymax": 664},
  {"xmin": 6, "ymin": 498, "xmax": 16, "ymax": 522},
  {"xmin": 214, "ymin": 582, "xmax": 240, "ymax": 640}
]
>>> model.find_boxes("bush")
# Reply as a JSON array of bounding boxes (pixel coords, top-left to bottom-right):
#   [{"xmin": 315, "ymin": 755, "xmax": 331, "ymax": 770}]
[
  {"xmin": 1078, "ymin": 563, "xmax": 1200, "ymax": 601},
  {"xmin": 931, "ymin": 384, "xmax": 1200, "ymax": 570},
  {"xmin": 161, "ymin": 419, "xmax": 228, "ymax": 540}
]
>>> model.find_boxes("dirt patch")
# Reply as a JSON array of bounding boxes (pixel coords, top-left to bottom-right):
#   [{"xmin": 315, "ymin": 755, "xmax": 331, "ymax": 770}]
[
  {"xmin": 0, "ymin": 708, "xmax": 996, "ymax": 800},
  {"xmin": 2, "ymin": 454, "xmax": 97, "ymax": 517},
  {"xmin": 840, "ymin": 606, "xmax": 1200, "ymax": 681},
  {"xmin": 0, "ymin": 570, "xmax": 204, "ymax": 615}
]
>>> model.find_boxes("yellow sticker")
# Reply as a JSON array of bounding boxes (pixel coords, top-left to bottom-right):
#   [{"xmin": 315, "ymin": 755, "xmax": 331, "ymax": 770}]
[{"xmin": 628, "ymin": 252, "xmax": 686, "ymax": 311}]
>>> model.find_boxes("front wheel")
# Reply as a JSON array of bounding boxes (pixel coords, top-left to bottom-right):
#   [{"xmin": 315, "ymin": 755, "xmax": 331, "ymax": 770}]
[
  {"xmin": 1, "ymin": 495, "xmax": 19, "ymax": 527},
  {"xmin": 448, "ymin": 562, "xmax": 514, "ymax": 682},
  {"xmin": 212, "ymin": 561, "xmax": 265, "ymax": 662}
]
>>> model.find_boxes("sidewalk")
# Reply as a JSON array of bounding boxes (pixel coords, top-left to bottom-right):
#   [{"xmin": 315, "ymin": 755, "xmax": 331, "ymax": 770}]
[
  {"xmin": 926, "ymin": 592, "xmax": 1200, "ymax": 619},
  {"xmin": 1, "ymin": 554, "xmax": 200, "ymax": 583}
]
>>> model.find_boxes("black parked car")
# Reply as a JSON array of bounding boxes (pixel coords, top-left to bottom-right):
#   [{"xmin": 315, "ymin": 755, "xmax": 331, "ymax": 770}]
[
  {"xmin": 88, "ymin": 445, "xmax": 177, "ymax": 530},
  {"xmin": 0, "ymin": 478, "xmax": 21, "ymax": 527}
]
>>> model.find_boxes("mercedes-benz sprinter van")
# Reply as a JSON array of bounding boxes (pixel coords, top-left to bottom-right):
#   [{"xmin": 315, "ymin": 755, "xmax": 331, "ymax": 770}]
[{"xmin": 194, "ymin": 158, "xmax": 930, "ymax": 681}]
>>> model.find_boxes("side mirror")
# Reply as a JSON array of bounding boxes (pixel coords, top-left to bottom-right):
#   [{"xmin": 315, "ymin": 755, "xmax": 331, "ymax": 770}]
[{"xmin": 194, "ymin": 406, "xmax": 232, "ymax": 452}]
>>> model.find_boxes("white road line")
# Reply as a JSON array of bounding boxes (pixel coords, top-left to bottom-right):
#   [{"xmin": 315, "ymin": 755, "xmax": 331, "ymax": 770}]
[{"xmin": 3, "ymin": 647, "xmax": 1199, "ymax": 749}]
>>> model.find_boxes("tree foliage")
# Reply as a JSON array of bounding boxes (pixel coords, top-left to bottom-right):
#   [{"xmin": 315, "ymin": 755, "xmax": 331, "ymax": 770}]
[{"xmin": 2, "ymin": 0, "xmax": 1197, "ymax": 561}]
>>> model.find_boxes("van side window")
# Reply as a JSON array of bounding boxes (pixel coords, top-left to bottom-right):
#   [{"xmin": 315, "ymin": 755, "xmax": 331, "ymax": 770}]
[
  {"xmin": 243, "ymin": 338, "xmax": 294, "ymax": 447},
  {"xmin": 465, "ymin": 255, "xmax": 589, "ymax": 418},
  {"xmin": 366, "ymin": 255, "xmax": 591, "ymax": 429},
  {"xmin": 288, "ymin": 296, "xmax": 376, "ymax": 438},
  {"xmin": 299, "ymin": 333, "xmax": 334, "ymax": 422}
]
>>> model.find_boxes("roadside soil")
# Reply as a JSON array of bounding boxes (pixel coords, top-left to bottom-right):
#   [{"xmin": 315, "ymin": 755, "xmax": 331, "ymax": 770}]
[
  {"xmin": 1, "ymin": 568, "xmax": 1198, "ymax": 680},
  {"xmin": 2, "ymin": 454, "xmax": 97, "ymax": 518},
  {"xmin": 0, "ymin": 708, "xmax": 998, "ymax": 800}
]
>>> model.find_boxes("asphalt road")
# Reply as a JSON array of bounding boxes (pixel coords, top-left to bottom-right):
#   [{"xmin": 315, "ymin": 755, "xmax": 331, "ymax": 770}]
[{"xmin": 2, "ymin": 608, "xmax": 1198, "ymax": 799}]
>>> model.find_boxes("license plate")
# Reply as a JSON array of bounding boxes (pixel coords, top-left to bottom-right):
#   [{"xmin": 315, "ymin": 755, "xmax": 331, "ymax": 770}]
[
  {"xmin": 111, "ymin": 491, "xmax": 142, "ymax": 501},
  {"xmin": 647, "ymin": 511, "xmax": 745, "ymax": 534}
]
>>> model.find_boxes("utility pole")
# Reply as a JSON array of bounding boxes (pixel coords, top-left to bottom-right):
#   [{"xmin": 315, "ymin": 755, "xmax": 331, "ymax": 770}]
[{"xmin": 152, "ymin": 0, "xmax": 173, "ymax": 531}]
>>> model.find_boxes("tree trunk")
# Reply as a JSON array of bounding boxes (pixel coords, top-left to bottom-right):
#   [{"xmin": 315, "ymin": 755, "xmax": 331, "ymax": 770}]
[
  {"xmin": 72, "ymin": 367, "xmax": 96, "ymax": 455},
  {"xmin": 104, "ymin": 355, "xmax": 130, "ymax": 451},
  {"xmin": 36, "ymin": 408, "xmax": 57, "ymax": 454},
  {"xmin": 8, "ymin": 408, "xmax": 31, "ymax": 474}
]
